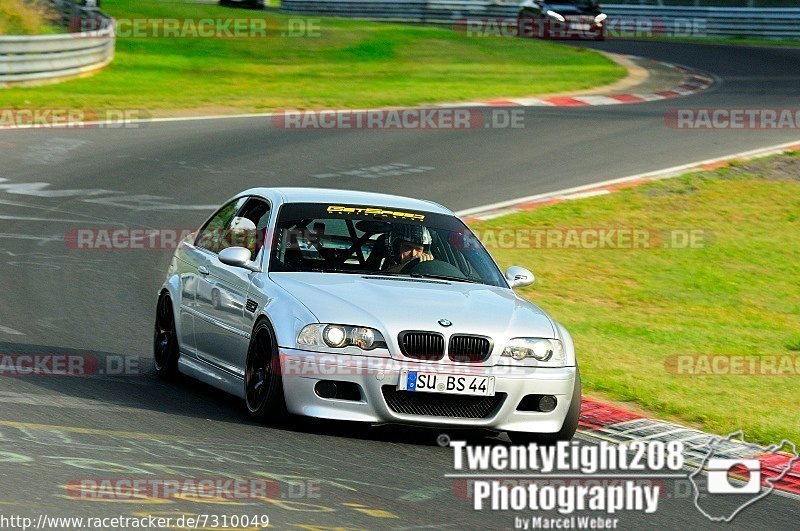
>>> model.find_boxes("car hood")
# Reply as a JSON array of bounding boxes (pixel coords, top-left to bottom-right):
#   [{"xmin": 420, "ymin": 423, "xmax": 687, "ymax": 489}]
[
  {"xmin": 546, "ymin": 3, "xmax": 600, "ymax": 16},
  {"xmin": 269, "ymin": 272, "xmax": 556, "ymax": 360}
]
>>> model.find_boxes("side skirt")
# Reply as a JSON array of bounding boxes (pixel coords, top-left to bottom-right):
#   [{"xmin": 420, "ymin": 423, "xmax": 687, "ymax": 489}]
[{"xmin": 178, "ymin": 351, "xmax": 246, "ymax": 399}]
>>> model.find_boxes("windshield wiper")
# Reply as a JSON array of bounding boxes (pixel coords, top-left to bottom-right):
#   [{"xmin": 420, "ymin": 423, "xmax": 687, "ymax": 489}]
[
  {"xmin": 312, "ymin": 267, "xmax": 371, "ymax": 275},
  {"xmin": 360, "ymin": 270, "xmax": 481, "ymax": 284},
  {"xmin": 408, "ymin": 273, "xmax": 480, "ymax": 284},
  {"xmin": 304, "ymin": 268, "xmax": 482, "ymax": 285}
]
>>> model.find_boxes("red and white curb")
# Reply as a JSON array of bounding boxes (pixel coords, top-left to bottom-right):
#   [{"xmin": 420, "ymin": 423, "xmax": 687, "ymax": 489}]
[
  {"xmin": 458, "ymin": 138, "xmax": 800, "ymax": 222},
  {"xmin": 0, "ymin": 57, "xmax": 713, "ymax": 131},
  {"xmin": 439, "ymin": 58, "xmax": 714, "ymax": 108},
  {"xmin": 578, "ymin": 398, "xmax": 800, "ymax": 497}
]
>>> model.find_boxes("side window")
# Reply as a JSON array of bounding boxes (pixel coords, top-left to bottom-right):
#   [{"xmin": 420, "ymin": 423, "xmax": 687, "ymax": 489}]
[
  {"xmin": 234, "ymin": 197, "xmax": 271, "ymax": 260},
  {"xmin": 195, "ymin": 197, "xmax": 247, "ymax": 253}
]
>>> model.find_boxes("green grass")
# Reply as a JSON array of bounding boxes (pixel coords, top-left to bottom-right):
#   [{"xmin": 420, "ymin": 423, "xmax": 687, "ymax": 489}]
[
  {"xmin": 471, "ymin": 153, "xmax": 800, "ymax": 444},
  {"xmin": 0, "ymin": 0, "xmax": 625, "ymax": 114}
]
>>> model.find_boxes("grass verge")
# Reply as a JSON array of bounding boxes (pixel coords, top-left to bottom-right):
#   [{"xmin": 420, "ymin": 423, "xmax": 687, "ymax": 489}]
[
  {"xmin": 0, "ymin": 0, "xmax": 625, "ymax": 114},
  {"xmin": 470, "ymin": 152, "xmax": 800, "ymax": 444}
]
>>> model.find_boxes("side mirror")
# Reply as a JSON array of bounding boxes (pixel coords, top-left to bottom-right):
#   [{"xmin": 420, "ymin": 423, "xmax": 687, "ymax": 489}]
[
  {"xmin": 505, "ymin": 266, "xmax": 534, "ymax": 288},
  {"xmin": 219, "ymin": 246, "xmax": 260, "ymax": 272}
]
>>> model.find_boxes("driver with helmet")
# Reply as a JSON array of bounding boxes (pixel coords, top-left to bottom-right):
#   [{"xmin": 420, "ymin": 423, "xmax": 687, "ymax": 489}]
[{"xmin": 381, "ymin": 224, "xmax": 434, "ymax": 272}]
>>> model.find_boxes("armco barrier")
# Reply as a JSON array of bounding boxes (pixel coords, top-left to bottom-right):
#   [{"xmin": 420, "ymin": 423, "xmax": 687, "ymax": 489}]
[
  {"xmin": 0, "ymin": 13, "xmax": 114, "ymax": 87},
  {"xmin": 280, "ymin": 1, "xmax": 800, "ymax": 38},
  {"xmin": 603, "ymin": 5, "xmax": 800, "ymax": 38},
  {"xmin": 280, "ymin": 1, "xmax": 516, "ymax": 22}
]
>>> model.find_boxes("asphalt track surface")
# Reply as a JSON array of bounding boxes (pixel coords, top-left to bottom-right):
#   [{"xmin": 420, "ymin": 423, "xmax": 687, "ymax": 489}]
[{"xmin": 0, "ymin": 40, "xmax": 799, "ymax": 529}]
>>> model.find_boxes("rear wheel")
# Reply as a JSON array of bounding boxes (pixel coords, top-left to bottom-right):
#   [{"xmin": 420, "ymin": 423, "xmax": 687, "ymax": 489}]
[
  {"xmin": 245, "ymin": 319, "xmax": 287, "ymax": 422},
  {"xmin": 153, "ymin": 292, "xmax": 180, "ymax": 380},
  {"xmin": 507, "ymin": 368, "xmax": 581, "ymax": 445}
]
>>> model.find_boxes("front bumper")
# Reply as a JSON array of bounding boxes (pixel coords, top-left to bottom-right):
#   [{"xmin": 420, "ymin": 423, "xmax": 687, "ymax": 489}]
[{"xmin": 279, "ymin": 347, "xmax": 577, "ymax": 433}]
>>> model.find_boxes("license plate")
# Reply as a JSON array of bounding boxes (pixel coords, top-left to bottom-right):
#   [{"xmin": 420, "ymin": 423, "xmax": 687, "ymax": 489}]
[
  {"xmin": 397, "ymin": 370, "xmax": 495, "ymax": 397},
  {"xmin": 571, "ymin": 23, "xmax": 591, "ymax": 30}
]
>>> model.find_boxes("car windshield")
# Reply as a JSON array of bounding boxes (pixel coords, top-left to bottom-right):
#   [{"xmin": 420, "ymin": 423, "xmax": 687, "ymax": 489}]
[
  {"xmin": 551, "ymin": 0, "xmax": 597, "ymax": 7},
  {"xmin": 269, "ymin": 202, "xmax": 507, "ymax": 287}
]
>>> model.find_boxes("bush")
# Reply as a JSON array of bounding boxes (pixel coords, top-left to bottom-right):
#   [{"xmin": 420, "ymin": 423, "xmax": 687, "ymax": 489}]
[{"xmin": 0, "ymin": 0, "xmax": 61, "ymax": 35}]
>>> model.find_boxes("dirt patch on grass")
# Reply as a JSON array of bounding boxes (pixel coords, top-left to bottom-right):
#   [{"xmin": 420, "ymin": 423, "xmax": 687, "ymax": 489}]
[
  {"xmin": 644, "ymin": 152, "xmax": 800, "ymax": 200},
  {"xmin": 723, "ymin": 152, "xmax": 800, "ymax": 182}
]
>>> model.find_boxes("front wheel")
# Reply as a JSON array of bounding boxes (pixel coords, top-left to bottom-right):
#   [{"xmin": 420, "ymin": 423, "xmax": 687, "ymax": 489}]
[
  {"xmin": 244, "ymin": 319, "xmax": 288, "ymax": 422},
  {"xmin": 507, "ymin": 368, "xmax": 581, "ymax": 445},
  {"xmin": 153, "ymin": 292, "xmax": 180, "ymax": 380}
]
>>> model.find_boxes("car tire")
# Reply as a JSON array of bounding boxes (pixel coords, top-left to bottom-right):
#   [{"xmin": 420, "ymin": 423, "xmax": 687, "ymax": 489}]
[
  {"xmin": 153, "ymin": 292, "xmax": 180, "ymax": 380},
  {"xmin": 244, "ymin": 318, "xmax": 288, "ymax": 422},
  {"xmin": 507, "ymin": 368, "xmax": 581, "ymax": 445}
]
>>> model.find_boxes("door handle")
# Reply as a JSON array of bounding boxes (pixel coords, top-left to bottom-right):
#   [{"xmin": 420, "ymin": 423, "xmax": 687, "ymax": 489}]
[{"xmin": 198, "ymin": 266, "xmax": 210, "ymax": 275}]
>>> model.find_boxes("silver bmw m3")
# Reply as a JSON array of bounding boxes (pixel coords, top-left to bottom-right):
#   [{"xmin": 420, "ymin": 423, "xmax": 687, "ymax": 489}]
[{"xmin": 155, "ymin": 188, "xmax": 580, "ymax": 443}]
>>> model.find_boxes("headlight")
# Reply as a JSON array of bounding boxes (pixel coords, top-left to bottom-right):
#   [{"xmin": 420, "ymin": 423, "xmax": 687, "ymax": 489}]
[
  {"xmin": 502, "ymin": 338, "xmax": 565, "ymax": 366},
  {"xmin": 594, "ymin": 13, "xmax": 607, "ymax": 23},
  {"xmin": 297, "ymin": 324, "xmax": 387, "ymax": 351},
  {"xmin": 546, "ymin": 10, "xmax": 565, "ymax": 22},
  {"xmin": 322, "ymin": 325, "xmax": 347, "ymax": 347}
]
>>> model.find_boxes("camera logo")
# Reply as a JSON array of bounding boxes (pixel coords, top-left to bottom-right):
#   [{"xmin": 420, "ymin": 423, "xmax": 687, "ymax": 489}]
[
  {"xmin": 689, "ymin": 430, "xmax": 798, "ymax": 522},
  {"xmin": 707, "ymin": 459, "xmax": 761, "ymax": 494}
]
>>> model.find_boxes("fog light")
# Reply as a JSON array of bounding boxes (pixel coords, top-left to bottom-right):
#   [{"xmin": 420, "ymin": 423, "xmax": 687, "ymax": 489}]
[
  {"xmin": 539, "ymin": 395, "xmax": 557, "ymax": 412},
  {"xmin": 315, "ymin": 380, "xmax": 337, "ymax": 399}
]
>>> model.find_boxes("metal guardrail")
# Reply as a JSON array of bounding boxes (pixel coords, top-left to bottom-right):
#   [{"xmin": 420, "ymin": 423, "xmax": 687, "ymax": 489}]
[
  {"xmin": 0, "ymin": 4, "xmax": 114, "ymax": 87},
  {"xmin": 603, "ymin": 6, "xmax": 800, "ymax": 38},
  {"xmin": 609, "ymin": 2, "xmax": 797, "ymax": 6},
  {"xmin": 280, "ymin": 1, "xmax": 514, "ymax": 22},
  {"xmin": 280, "ymin": 1, "xmax": 800, "ymax": 38}
]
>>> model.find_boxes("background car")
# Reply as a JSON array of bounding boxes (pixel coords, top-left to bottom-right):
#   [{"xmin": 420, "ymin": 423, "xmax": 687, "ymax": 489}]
[
  {"xmin": 219, "ymin": 0, "xmax": 264, "ymax": 9},
  {"xmin": 518, "ymin": 0, "xmax": 607, "ymax": 41}
]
